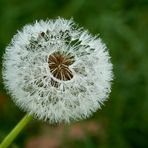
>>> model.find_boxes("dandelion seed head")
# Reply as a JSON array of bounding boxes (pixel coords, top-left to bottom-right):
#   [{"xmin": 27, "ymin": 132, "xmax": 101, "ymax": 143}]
[{"xmin": 3, "ymin": 18, "xmax": 113, "ymax": 123}]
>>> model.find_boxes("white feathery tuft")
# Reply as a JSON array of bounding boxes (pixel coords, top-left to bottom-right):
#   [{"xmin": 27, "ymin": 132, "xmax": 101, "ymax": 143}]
[{"xmin": 2, "ymin": 18, "xmax": 113, "ymax": 123}]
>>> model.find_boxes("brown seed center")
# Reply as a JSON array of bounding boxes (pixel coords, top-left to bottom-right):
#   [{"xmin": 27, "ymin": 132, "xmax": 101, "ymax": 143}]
[{"xmin": 48, "ymin": 52, "xmax": 74, "ymax": 81}]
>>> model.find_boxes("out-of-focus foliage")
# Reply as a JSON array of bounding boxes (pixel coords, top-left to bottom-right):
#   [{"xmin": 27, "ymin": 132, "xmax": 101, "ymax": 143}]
[{"xmin": 0, "ymin": 0, "xmax": 148, "ymax": 147}]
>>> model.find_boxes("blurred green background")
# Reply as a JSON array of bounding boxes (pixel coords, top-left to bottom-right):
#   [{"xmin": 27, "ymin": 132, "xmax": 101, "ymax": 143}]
[{"xmin": 0, "ymin": 0, "xmax": 148, "ymax": 147}]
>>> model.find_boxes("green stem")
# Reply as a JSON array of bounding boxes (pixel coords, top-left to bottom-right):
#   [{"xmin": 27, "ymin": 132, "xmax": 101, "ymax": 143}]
[{"xmin": 0, "ymin": 114, "xmax": 32, "ymax": 148}]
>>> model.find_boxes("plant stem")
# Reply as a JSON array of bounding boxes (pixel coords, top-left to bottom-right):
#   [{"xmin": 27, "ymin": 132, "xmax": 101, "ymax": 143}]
[{"xmin": 0, "ymin": 114, "xmax": 32, "ymax": 148}]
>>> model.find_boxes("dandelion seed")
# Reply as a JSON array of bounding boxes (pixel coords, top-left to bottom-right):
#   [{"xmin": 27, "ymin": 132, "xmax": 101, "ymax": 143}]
[{"xmin": 2, "ymin": 18, "xmax": 113, "ymax": 123}]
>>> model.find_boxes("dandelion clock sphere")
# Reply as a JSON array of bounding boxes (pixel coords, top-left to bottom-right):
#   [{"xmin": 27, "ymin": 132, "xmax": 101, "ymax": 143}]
[{"xmin": 3, "ymin": 18, "xmax": 113, "ymax": 123}]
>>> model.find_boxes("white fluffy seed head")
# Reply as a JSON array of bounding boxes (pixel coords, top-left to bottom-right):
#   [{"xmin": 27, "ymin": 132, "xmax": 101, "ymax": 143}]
[{"xmin": 2, "ymin": 18, "xmax": 113, "ymax": 123}]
